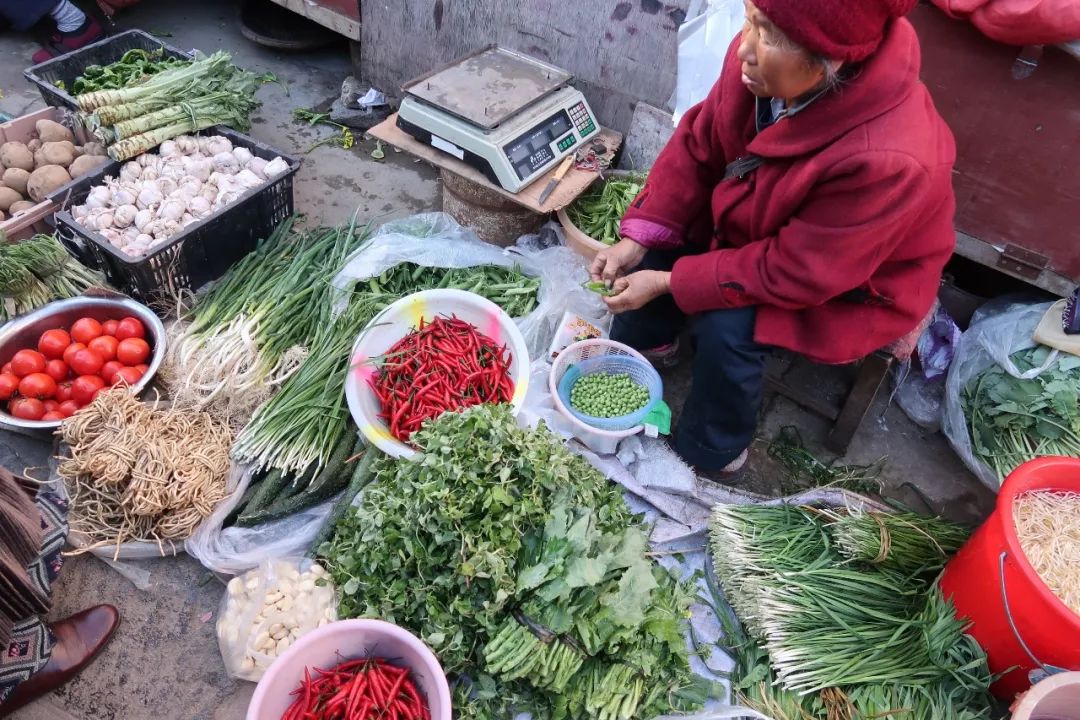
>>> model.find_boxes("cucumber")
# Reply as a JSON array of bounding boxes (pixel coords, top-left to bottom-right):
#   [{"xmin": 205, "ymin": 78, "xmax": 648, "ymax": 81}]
[
  {"xmin": 240, "ymin": 468, "xmax": 285, "ymax": 515},
  {"xmin": 306, "ymin": 447, "xmax": 381, "ymax": 556},
  {"xmin": 222, "ymin": 479, "xmax": 263, "ymax": 528}
]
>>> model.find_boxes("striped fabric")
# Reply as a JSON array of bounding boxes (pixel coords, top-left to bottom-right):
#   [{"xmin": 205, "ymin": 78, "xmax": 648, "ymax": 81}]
[{"xmin": 0, "ymin": 469, "xmax": 68, "ymax": 704}]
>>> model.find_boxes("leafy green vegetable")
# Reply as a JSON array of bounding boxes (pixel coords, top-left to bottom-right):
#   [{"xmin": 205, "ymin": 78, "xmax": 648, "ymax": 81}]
[
  {"xmin": 321, "ymin": 405, "xmax": 705, "ymax": 720},
  {"xmin": 566, "ymin": 174, "xmax": 646, "ymax": 246},
  {"xmin": 72, "ymin": 48, "xmax": 191, "ymax": 95},
  {"xmin": 962, "ymin": 345, "xmax": 1080, "ymax": 483}
]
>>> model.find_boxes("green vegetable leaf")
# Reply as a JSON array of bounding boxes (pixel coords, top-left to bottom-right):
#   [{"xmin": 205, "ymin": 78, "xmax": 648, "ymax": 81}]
[{"xmin": 602, "ymin": 559, "xmax": 659, "ymax": 627}]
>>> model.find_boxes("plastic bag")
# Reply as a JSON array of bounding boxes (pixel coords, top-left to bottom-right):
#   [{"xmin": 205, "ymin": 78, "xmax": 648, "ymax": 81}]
[
  {"xmin": 216, "ymin": 558, "xmax": 337, "ymax": 680},
  {"xmin": 331, "ymin": 215, "xmax": 604, "ymax": 360},
  {"xmin": 893, "ymin": 361, "xmax": 945, "ymax": 432},
  {"xmin": 942, "ymin": 301, "xmax": 1056, "ymax": 489},
  {"xmin": 670, "ymin": 0, "xmax": 744, "ymax": 124},
  {"xmin": 185, "ymin": 464, "xmax": 339, "ymax": 576}
]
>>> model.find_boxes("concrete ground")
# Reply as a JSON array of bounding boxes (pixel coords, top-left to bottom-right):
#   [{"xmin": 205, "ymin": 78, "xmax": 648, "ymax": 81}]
[{"xmin": 0, "ymin": 3, "xmax": 993, "ymax": 719}]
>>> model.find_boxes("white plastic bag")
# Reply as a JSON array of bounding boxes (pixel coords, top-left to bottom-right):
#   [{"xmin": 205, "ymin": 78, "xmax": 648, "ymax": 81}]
[
  {"xmin": 185, "ymin": 464, "xmax": 339, "ymax": 576},
  {"xmin": 331, "ymin": 213, "xmax": 604, "ymax": 359},
  {"xmin": 942, "ymin": 302, "xmax": 1056, "ymax": 489},
  {"xmin": 671, "ymin": 0, "xmax": 744, "ymax": 124},
  {"xmin": 216, "ymin": 558, "xmax": 337, "ymax": 680}
]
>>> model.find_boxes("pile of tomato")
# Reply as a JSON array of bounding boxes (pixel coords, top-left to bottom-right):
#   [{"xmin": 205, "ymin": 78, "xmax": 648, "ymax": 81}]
[{"xmin": 0, "ymin": 315, "xmax": 152, "ymax": 422}]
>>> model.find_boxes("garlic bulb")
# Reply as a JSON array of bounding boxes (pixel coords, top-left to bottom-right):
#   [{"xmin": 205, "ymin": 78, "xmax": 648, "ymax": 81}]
[
  {"xmin": 188, "ymin": 196, "xmax": 212, "ymax": 218},
  {"xmin": 95, "ymin": 212, "xmax": 114, "ymax": 231},
  {"xmin": 120, "ymin": 162, "xmax": 142, "ymax": 182},
  {"xmin": 235, "ymin": 169, "xmax": 264, "ymax": 190},
  {"xmin": 140, "ymin": 166, "xmax": 160, "ymax": 182},
  {"xmin": 159, "ymin": 140, "xmax": 180, "ymax": 158},
  {"xmin": 184, "ymin": 157, "xmax": 212, "ymax": 183},
  {"xmin": 112, "ymin": 188, "xmax": 137, "ymax": 207},
  {"xmin": 248, "ymin": 157, "xmax": 268, "ymax": 180},
  {"xmin": 73, "ymin": 205, "xmax": 88, "ymax": 221},
  {"xmin": 232, "ymin": 147, "xmax": 254, "ymax": 167},
  {"xmin": 175, "ymin": 135, "xmax": 198, "ymax": 155},
  {"xmin": 264, "ymin": 157, "xmax": 289, "ymax": 178},
  {"xmin": 134, "ymin": 208, "xmax": 154, "ymax": 233},
  {"xmin": 137, "ymin": 187, "xmax": 163, "ymax": 210},
  {"xmin": 158, "ymin": 176, "xmax": 179, "ymax": 197},
  {"xmin": 213, "ymin": 152, "xmax": 240, "ymax": 175},
  {"xmin": 113, "ymin": 204, "xmax": 137, "ymax": 229},
  {"xmin": 159, "ymin": 199, "xmax": 185, "ymax": 223},
  {"xmin": 100, "ymin": 228, "xmax": 122, "ymax": 246},
  {"xmin": 203, "ymin": 136, "xmax": 233, "ymax": 156}
]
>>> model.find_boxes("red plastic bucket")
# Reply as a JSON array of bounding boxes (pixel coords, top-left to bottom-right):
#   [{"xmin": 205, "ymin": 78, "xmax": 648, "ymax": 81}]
[{"xmin": 941, "ymin": 456, "xmax": 1080, "ymax": 698}]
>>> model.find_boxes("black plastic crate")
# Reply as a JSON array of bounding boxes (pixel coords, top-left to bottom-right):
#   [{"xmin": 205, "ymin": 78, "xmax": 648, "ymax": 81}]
[
  {"xmin": 48, "ymin": 127, "xmax": 300, "ymax": 305},
  {"xmin": 24, "ymin": 29, "xmax": 191, "ymax": 110}
]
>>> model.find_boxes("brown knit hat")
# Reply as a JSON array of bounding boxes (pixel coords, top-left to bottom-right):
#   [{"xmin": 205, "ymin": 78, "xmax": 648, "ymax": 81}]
[{"xmin": 753, "ymin": 0, "xmax": 918, "ymax": 61}]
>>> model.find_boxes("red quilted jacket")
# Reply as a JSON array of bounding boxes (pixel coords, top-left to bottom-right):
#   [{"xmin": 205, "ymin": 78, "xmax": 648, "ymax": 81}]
[{"xmin": 620, "ymin": 19, "xmax": 956, "ymax": 364}]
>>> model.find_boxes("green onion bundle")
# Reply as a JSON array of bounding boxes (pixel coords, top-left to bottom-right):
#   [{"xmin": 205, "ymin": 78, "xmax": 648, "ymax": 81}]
[
  {"xmin": 826, "ymin": 509, "xmax": 970, "ymax": 574},
  {"xmin": 709, "ymin": 504, "xmax": 992, "ymax": 720}
]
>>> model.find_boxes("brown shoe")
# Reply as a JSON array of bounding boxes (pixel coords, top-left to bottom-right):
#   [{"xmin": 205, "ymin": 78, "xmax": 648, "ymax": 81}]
[{"xmin": 0, "ymin": 605, "xmax": 120, "ymax": 714}]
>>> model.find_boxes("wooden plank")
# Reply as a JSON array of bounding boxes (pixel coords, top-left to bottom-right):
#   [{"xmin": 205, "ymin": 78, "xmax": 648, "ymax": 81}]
[
  {"xmin": 367, "ymin": 114, "xmax": 623, "ymax": 214},
  {"xmin": 265, "ymin": 0, "xmax": 361, "ymax": 40},
  {"xmin": 359, "ymin": 1, "xmax": 691, "ymax": 134},
  {"xmin": 910, "ymin": 4, "xmax": 1080, "ymax": 284}
]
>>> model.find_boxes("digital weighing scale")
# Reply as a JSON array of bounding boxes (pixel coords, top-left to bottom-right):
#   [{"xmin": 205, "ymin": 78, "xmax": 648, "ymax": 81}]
[{"xmin": 397, "ymin": 46, "xmax": 601, "ymax": 193}]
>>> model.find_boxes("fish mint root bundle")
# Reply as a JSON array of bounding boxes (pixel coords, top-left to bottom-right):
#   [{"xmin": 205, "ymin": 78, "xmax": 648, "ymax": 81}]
[{"xmin": 320, "ymin": 405, "xmax": 711, "ymax": 720}]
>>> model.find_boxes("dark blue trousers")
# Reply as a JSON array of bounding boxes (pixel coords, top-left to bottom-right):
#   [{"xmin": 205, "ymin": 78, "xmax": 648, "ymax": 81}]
[
  {"xmin": 611, "ymin": 250, "xmax": 769, "ymax": 471},
  {"xmin": 1, "ymin": 0, "xmax": 57, "ymax": 31}
]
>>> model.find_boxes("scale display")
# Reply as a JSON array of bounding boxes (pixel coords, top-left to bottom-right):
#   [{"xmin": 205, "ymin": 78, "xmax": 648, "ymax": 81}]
[{"xmin": 397, "ymin": 47, "xmax": 602, "ymax": 193}]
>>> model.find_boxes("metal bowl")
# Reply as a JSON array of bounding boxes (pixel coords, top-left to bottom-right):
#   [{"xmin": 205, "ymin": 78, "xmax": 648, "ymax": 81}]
[{"xmin": 0, "ymin": 297, "xmax": 166, "ymax": 433}]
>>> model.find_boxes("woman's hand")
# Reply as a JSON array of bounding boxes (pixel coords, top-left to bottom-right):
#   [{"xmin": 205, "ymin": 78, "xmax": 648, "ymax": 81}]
[
  {"xmin": 589, "ymin": 238, "xmax": 648, "ymax": 285},
  {"xmin": 604, "ymin": 270, "xmax": 672, "ymax": 313}
]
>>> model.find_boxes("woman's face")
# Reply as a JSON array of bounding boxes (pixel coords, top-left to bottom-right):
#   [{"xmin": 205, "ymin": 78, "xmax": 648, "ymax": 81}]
[{"xmin": 737, "ymin": 1, "xmax": 829, "ymax": 102}]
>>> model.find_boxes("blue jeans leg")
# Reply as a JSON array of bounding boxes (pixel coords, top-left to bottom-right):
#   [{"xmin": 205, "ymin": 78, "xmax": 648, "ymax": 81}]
[
  {"xmin": 675, "ymin": 307, "xmax": 768, "ymax": 471},
  {"xmin": 609, "ymin": 249, "xmax": 685, "ymax": 350}
]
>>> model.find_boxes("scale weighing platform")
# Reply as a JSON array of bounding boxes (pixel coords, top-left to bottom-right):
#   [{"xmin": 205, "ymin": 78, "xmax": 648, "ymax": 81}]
[{"xmin": 397, "ymin": 46, "xmax": 601, "ymax": 193}]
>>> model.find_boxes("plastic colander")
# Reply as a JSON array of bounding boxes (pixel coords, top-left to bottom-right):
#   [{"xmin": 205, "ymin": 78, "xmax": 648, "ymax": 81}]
[{"xmin": 550, "ymin": 339, "xmax": 662, "ymax": 433}]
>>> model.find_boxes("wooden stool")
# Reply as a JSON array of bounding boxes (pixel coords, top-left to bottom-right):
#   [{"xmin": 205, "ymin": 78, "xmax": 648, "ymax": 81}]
[{"xmin": 766, "ymin": 303, "xmax": 938, "ymax": 454}]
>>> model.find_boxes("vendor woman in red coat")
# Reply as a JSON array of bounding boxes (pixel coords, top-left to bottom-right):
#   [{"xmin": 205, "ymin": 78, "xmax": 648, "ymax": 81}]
[{"xmin": 592, "ymin": 0, "xmax": 956, "ymax": 478}]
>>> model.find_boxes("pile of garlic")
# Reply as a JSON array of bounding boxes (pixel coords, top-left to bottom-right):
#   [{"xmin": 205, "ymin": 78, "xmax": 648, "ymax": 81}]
[
  {"xmin": 71, "ymin": 134, "xmax": 290, "ymax": 258},
  {"xmin": 217, "ymin": 560, "xmax": 337, "ymax": 680}
]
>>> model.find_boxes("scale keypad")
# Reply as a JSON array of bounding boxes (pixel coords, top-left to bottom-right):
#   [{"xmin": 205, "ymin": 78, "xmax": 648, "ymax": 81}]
[{"xmin": 569, "ymin": 101, "xmax": 596, "ymax": 136}]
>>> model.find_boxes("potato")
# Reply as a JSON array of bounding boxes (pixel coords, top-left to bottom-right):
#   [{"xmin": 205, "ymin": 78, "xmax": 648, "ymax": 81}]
[
  {"xmin": 8, "ymin": 200, "xmax": 35, "ymax": 215},
  {"xmin": 69, "ymin": 154, "xmax": 108, "ymax": 179},
  {"xmin": 72, "ymin": 145, "xmax": 85, "ymax": 159},
  {"xmin": 37, "ymin": 141, "xmax": 75, "ymax": 169},
  {"xmin": 27, "ymin": 165, "xmax": 71, "ymax": 202},
  {"xmin": 35, "ymin": 119, "xmax": 73, "ymax": 144},
  {"xmin": 0, "ymin": 186, "xmax": 22, "ymax": 212},
  {"xmin": 82, "ymin": 141, "xmax": 107, "ymax": 157},
  {"xmin": 2, "ymin": 167, "xmax": 30, "ymax": 196},
  {"xmin": 1, "ymin": 142, "xmax": 34, "ymax": 172},
  {"xmin": 27, "ymin": 138, "xmax": 42, "ymax": 153},
  {"xmin": 0, "ymin": 210, "xmax": 5, "ymax": 221}
]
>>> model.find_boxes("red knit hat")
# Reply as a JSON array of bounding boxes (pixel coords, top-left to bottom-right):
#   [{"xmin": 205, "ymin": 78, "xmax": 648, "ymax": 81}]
[{"xmin": 752, "ymin": 0, "xmax": 918, "ymax": 62}]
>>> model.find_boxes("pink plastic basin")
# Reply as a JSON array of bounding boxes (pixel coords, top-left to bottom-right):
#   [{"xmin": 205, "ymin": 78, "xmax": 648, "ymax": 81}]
[{"xmin": 246, "ymin": 619, "xmax": 451, "ymax": 720}]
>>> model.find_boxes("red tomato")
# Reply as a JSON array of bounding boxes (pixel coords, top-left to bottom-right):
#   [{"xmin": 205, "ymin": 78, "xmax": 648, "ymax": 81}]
[
  {"xmin": 45, "ymin": 359, "xmax": 69, "ymax": 383},
  {"xmin": 62, "ymin": 342, "xmax": 86, "ymax": 366},
  {"xmin": 58, "ymin": 400, "xmax": 80, "ymax": 418},
  {"xmin": 114, "ymin": 366, "xmax": 143, "ymax": 386},
  {"xmin": 115, "ymin": 317, "xmax": 146, "ymax": 341},
  {"xmin": 9, "ymin": 398, "xmax": 45, "ymax": 421},
  {"xmin": 102, "ymin": 319, "xmax": 120, "ymax": 337},
  {"xmin": 1, "ymin": 362, "xmax": 10, "ymax": 374},
  {"xmin": 69, "ymin": 348, "xmax": 105, "ymax": 377},
  {"xmin": 70, "ymin": 317, "xmax": 104, "ymax": 345},
  {"xmin": 100, "ymin": 361, "xmax": 124, "ymax": 385},
  {"xmin": 18, "ymin": 373, "xmax": 57, "ymax": 400},
  {"xmin": 135, "ymin": 363, "xmax": 149, "ymax": 374},
  {"xmin": 37, "ymin": 329, "xmax": 72, "ymax": 359},
  {"xmin": 88, "ymin": 335, "xmax": 119, "ymax": 362},
  {"xmin": 0, "ymin": 373, "xmax": 18, "ymax": 400},
  {"xmin": 71, "ymin": 375, "xmax": 106, "ymax": 406},
  {"xmin": 54, "ymin": 381, "xmax": 73, "ymax": 403},
  {"xmin": 10, "ymin": 349, "xmax": 46, "ymax": 378},
  {"xmin": 41, "ymin": 411, "xmax": 65, "ymax": 422},
  {"xmin": 42, "ymin": 400, "xmax": 59, "ymax": 413},
  {"xmin": 116, "ymin": 338, "xmax": 151, "ymax": 366}
]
